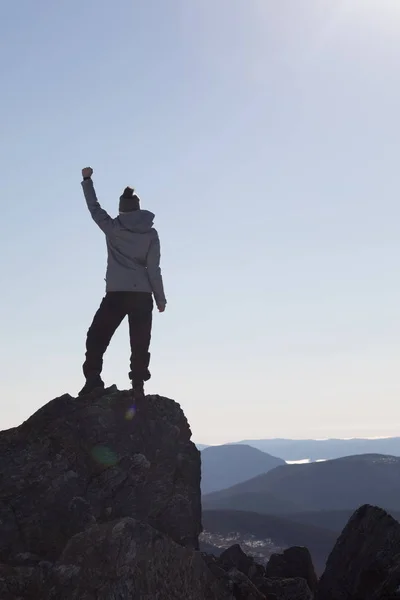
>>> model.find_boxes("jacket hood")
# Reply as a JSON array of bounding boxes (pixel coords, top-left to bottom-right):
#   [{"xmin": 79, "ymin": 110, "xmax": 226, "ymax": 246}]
[{"xmin": 118, "ymin": 209, "xmax": 155, "ymax": 233}]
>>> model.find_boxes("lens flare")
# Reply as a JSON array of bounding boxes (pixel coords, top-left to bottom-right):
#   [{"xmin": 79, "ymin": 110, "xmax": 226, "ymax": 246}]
[
  {"xmin": 91, "ymin": 445, "xmax": 118, "ymax": 467},
  {"xmin": 125, "ymin": 405, "xmax": 136, "ymax": 421}
]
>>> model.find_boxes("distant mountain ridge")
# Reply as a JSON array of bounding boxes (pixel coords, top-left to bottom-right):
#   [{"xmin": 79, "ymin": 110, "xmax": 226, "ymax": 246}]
[
  {"xmin": 201, "ymin": 444, "xmax": 285, "ymax": 494},
  {"xmin": 203, "ymin": 454, "xmax": 400, "ymax": 514},
  {"xmin": 233, "ymin": 437, "xmax": 400, "ymax": 462}
]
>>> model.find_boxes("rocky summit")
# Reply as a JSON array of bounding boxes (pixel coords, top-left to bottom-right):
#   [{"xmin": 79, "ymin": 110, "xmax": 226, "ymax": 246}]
[
  {"xmin": 0, "ymin": 387, "xmax": 212, "ymax": 599},
  {"xmin": 0, "ymin": 387, "xmax": 399, "ymax": 599},
  {"xmin": 0, "ymin": 387, "xmax": 201, "ymax": 560}
]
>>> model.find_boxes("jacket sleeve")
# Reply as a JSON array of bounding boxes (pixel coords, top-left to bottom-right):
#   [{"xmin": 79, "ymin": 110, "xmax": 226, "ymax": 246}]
[
  {"xmin": 146, "ymin": 231, "xmax": 167, "ymax": 308},
  {"xmin": 81, "ymin": 178, "xmax": 114, "ymax": 235}
]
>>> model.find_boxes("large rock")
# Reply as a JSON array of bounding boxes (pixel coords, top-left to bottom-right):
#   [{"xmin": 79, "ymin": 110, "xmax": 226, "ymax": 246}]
[
  {"xmin": 202, "ymin": 546, "xmax": 267, "ymax": 598},
  {"xmin": 317, "ymin": 504, "xmax": 400, "ymax": 600},
  {"xmin": 0, "ymin": 388, "xmax": 201, "ymax": 564},
  {"xmin": 0, "ymin": 563, "xmax": 47, "ymax": 600},
  {"xmin": 260, "ymin": 577, "xmax": 313, "ymax": 600},
  {"xmin": 226, "ymin": 567, "xmax": 266, "ymax": 599},
  {"xmin": 0, "ymin": 518, "xmax": 234, "ymax": 600},
  {"xmin": 219, "ymin": 544, "xmax": 265, "ymax": 580},
  {"xmin": 266, "ymin": 546, "xmax": 318, "ymax": 594},
  {"xmin": 49, "ymin": 517, "xmax": 233, "ymax": 599}
]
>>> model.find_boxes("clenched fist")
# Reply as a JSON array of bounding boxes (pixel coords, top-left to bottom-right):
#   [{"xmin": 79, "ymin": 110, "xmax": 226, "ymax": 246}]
[{"xmin": 82, "ymin": 167, "xmax": 93, "ymax": 179}]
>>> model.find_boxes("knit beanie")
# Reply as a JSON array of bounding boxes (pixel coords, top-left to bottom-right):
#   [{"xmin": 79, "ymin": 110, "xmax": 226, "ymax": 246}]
[{"xmin": 119, "ymin": 187, "xmax": 140, "ymax": 212}]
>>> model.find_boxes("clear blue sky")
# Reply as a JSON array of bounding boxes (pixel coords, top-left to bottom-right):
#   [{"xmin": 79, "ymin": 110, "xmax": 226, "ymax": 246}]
[{"xmin": 1, "ymin": 0, "xmax": 399, "ymax": 444}]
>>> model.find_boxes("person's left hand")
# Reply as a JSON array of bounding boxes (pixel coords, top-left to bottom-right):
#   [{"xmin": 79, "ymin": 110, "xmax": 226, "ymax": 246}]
[{"xmin": 82, "ymin": 167, "xmax": 93, "ymax": 179}]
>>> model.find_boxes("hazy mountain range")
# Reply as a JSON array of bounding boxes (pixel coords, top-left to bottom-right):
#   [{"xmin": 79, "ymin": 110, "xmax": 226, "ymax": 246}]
[
  {"xmin": 197, "ymin": 437, "xmax": 400, "ymax": 462},
  {"xmin": 203, "ymin": 454, "xmax": 400, "ymax": 514},
  {"xmin": 201, "ymin": 444, "xmax": 285, "ymax": 494},
  {"xmin": 200, "ymin": 450, "xmax": 400, "ymax": 571}
]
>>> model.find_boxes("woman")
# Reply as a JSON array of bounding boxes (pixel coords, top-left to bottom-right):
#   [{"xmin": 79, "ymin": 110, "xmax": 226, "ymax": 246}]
[{"xmin": 79, "ymin": 167, "xmax": 167, "ymax": 398}]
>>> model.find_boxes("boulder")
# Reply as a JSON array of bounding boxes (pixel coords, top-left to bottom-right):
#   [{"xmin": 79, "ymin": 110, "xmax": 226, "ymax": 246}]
[
  {"xmin": 0, "ymin": 518, "xmax": 235, "ymax": 600},
  {"xmin": 317, "ymin": 504, "xmax": 400, "ymax": 600},
  {"xmin": 219, "ymin": 543, "xmax": 264, "ymax": 580},
  {"xmin": 226, "ymin": 567, "xmax": 266, "ymax": 599},
  {"xmin": 260, "ymin": 577, "xmax": 313, "ymax": 599},
  {"xmin": 0, "ymin": 388, "xmax": 201, "ymax": 564},
  {"xmin": 266, "ymin": 546, "xmax": 318, "ymax": 594},
  {"xmin": 0, "ymin": 563, "xmax": 46, "ymax": 600},
  {"xmin": 47, "ymin": 517, "xmax": 233, "ymax": 599}
]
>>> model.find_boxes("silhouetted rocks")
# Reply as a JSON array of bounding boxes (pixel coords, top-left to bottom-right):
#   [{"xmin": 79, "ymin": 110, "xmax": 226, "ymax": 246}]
[
  {"xmin": 227, "ymin": 568, "xmax": 266, "ymax": 599},
  {"xmin": 202, "ymin": 550, "xmax": 266, "ymax": 599},
  {"xmin": 0, "ymin": 387, "xmax": 201, "ymax": 565},
  {"xmin": 203, "ymin": 544, "xmax": 314, "ymax": 599},
  {"xmin": 201, "ymin": 508, "xmax": 336, "ymax": 574},
  {"xmin": 219, "ymin": 544, "xmax": 265, "ymax": 580},
  {"xmin": 266, "ymin": 546, "xmax": 318, "ymax": 594},
  {"xmin": 2, "ymin": 387, "xmax": 400, "ymax": 598},
  {"xmin": 317, "ymin": 504, "xmax": 400, "ymax": 600},
  {"xmin": 0, "ymin": 388, "xmax": 221, "ymax": 599},
  {"xmin": 50, "ymin": 517, "xmax": 229, "ymax": 599},
  {"xmin": 260, "ymin": 577, "xmax": 313, "ymax": 599},
  {"xmin": 0, "ymin": 518, "xmax": 231, "ymax": 600}
]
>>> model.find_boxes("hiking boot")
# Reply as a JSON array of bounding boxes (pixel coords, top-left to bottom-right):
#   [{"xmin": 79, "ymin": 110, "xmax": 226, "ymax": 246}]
[
  {"xmin": 132, "ymin": 381, "xmax": 145, "ymax": 400},
  {"xmin": 78, "ymin": 375, "xmax": 105, "ymax": 397}
]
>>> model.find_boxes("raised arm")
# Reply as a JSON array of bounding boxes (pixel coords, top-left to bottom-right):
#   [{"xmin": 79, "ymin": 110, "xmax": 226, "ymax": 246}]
[
  {"xmin": 147, "ymin": 231, "xmax": 167, "ymax": 312},
  {"xmin": 81, "ymin": 167, "xmax": 114, "ymax": 235}
]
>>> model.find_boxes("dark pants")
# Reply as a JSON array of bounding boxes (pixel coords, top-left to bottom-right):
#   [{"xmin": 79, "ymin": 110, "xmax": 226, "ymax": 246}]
[{"xmin": 83, "ymin": 292, "xmax": 153, "ymax": 385}]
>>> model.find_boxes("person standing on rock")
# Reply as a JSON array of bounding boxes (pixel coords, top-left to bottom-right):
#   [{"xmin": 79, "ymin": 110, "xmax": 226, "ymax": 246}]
[{"xmin": 78, "ymin": 167, "xmax": 167, "ymax": 399}]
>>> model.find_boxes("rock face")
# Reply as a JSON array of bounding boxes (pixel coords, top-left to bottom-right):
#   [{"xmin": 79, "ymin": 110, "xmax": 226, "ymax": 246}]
[
  {"xmin": 317, "ymin": 504, "xmax": 400, "ymax": 600},
  {"xmin": 50, "ymin": 517, "xmax": 230, "ymax": 599},
  {"xmin": 219, "ymin": 544, "xmax": 265, "ymax": 580},
  {"xmin": 0, "ymin": 388, "xmax": 227, "ymax": 599},
  {"xmin": 260, "ymin": 577, "xmax": 313, "ymax": 600},
  {"xmin": 266, "ymin": 546, "xmax": 318, "ymax": 594},
  {"xmin": 0, "ymin": 387, "xmax": 201, "ymax": 565},
  {"xmin": 0, "ymin": 517, "xmax": 232, "ymax": 600}
]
